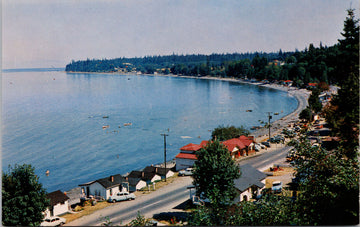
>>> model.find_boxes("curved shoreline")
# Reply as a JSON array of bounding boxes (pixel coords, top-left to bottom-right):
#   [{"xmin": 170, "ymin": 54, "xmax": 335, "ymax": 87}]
[
  {"xmin": 158, "ymin": 74, "xmax": 310, "ymax": 141},
  {"xmin": 67, "ymin": 71, "xmax": 310, "ymax": 141}
]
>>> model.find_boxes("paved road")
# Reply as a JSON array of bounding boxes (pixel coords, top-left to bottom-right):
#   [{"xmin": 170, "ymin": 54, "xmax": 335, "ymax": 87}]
[{"xmin": 66, "ymin": 145, "xmax": 291, "ymax": 226}]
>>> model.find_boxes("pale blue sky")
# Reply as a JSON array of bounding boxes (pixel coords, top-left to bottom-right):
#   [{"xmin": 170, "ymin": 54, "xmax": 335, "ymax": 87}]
[{"xmin": 2, "ymin": 0, "xmax": 355, "ymax": 69}]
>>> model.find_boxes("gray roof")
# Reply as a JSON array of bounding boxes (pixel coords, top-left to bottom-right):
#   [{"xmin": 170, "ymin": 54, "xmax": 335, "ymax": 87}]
[
  {"xmin": 128, "ymin": 170, "xmax": 159, "ymax": 181},
  {"xmin": 143, "ymin": 166, "xmax": 172, "ymax": 177},
  {"xmin": 79, "ymin": 174, "xmax": 128, "ymax": 189},
  {"xmin": 47, "ymin": 190, "xmax": 70, "ymax": 207},
  {"xmin": 127, "ymin": 177, "xmax": 144, "ymax": 187},
  {"xmin": 234, "ymin": 164, "xmax": 267, "ymax": 192}
]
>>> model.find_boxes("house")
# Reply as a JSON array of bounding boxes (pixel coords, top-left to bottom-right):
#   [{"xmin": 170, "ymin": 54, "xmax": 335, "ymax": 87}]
[
  {"xmin": 283, "ymin": 80, "xmax": 293, "ymax": 86},
  {"xmin": 179, "ymin": 143, "xmax": 202, "ymax": 154},
  {"xmin": 175, "ymin": 152, "xmax": 198, "ymax": 171},
  {"xmin": 44, "ymin": 190, "xmax": 70, "ymax": 218},
  {"xmin": 233, "ymin": 164, "xmax": 267, "ymax": 202},
  {"xmin": 222, "ymin": 136, "xmax": 255, "ymax": 159},
  {"xmin": 307, "ymin": 83, "xmax": 318, "ymax": 89},
  {"xmin": 64, "ymin": 187, "xmax": 82, "ymax": 208},
  {"xmin": 79, "ymin": 174, "xmax": 128, "ymax": 200},
  {"xmin": 175, "ymin": 136, "xmax": 255, "ymax": 170},
  {"xmin": 126, "ymin": 177, "xmax": 147, "ymax": 192},
  {"xmin": 143, "ymin": 166, "xmax": 175, "ymax": 179},
  {"xmin": 127, "ymin": 170, "xmax": 161, "ymax": 184}
]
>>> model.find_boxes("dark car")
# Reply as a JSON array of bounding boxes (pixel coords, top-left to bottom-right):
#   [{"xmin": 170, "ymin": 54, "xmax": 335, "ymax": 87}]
[{"xmin": 261, "ymin": 141, "xmax": 271, "ymax": 147}]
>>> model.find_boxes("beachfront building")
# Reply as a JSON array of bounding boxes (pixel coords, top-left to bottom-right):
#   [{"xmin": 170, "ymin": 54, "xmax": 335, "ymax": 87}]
[
  {"xmin": 233, "ymin": 164, "xmax": 267, "ymax": 202},
  {"xmin": 127, "ymin": 177, "xmax": 147, "ymax": 192},
  {"xmin": 175, "ymin": 153, "xmax": 198, "ymax": 171},
  {"xmin": 143, "ymin": 166, "xmax": 175, "ymax": 180},
  {"xmin": 222, "ymin": 135, "xmax": 255, "ymax": 159},
  {"xmin": 127, "ymin": 170, "xmax": 161, "ymax": 185},
  {"xmin": 175, "ymin": 136, "xmax": 255, "ymax": 171},
  {"xmin": 44, "ymin": 190, "xmax": 70, "ymax": 218},
  {"xmin": 79, "ymin": 174, "xmax": 129, "ymax": 200}
]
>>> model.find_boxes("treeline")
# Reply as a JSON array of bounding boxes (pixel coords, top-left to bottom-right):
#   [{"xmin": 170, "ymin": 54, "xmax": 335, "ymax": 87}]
[
  {"xmin": 66, "ymin": 37, "xmax": 349, "ymax": 87},
  {"xmin": 65, "ymin": 52, "xmax": 283, "ymax": 75}
]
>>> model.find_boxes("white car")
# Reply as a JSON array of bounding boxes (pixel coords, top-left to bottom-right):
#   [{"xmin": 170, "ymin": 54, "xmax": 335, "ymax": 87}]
[
  {"xmin": 108, "ymin": 191, "xmax": 136, "ymax": 203},
  {"xmin": 179, "ymin": 168, "xmax": 193, "ymax": 176},
  {"xmin": 40, "ymin": 216, "xmax": 66, "ymax": 226},
  {"xmin": 257, "ymin": 143, "xmax": 266, "ymax": 149}
]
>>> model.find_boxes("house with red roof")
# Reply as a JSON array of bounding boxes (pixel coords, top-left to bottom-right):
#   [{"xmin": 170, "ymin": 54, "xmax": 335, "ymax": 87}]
[
  {"xmin": 222, "ymin": 136, "xmax": 255, "ymax": 159},
  {"xmin": 179, "ymin": 143, "xmax": 202, "ymax": 153},
  {"xmin": 175, "ymin": 152, "xmax": 198, "ymax": 171},
  {"xmin": 175, "ymin": 136, "xmax": 255, "ymax": 171}
]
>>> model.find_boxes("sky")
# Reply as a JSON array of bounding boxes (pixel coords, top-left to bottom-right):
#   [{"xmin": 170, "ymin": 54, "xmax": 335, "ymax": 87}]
[{"xmin": 2, "ymin": 0, "xmax": 356, "ymax": 69}]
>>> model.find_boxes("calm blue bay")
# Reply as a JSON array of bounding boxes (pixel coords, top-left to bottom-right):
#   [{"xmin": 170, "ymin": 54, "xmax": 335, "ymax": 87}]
[{"xmin": 2, "ymin": 70, "xmax": 297, "ymax": 192}]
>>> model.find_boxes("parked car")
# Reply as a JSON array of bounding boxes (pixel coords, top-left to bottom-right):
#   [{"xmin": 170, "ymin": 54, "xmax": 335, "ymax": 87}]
[
  {"xmin": 179, "ymin": 167, "xmax": 193, "ymax": 176},
  {"xmin": 40, "ymin": 216, "xmax": 66, "ymax": 226},
  {"xmin": 257, "ymin": 143, "xmax": 266, "ymax": 149},
  {"xmin": 254, "ymin": 144, "xmax": 261, "ymax": 151},
  {"xmin": 261, "ymin": 141, "xmax": 271, "ymax": 147},
  {"xmin": 271, "ymin": 181, "xmax": 283, "ymax": 193},
  {"xmin": 108, "ymin": 192, "xmax": 135, "ymax": 203}
]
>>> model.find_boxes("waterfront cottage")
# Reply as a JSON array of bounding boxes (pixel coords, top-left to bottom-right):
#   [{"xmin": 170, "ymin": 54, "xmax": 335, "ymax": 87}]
[
  {"xmin": 64, "ymin": 187, "xmax": 82, "ymax": 208},
  {"xmin": 127, "ymin": 170, "xmax": 161, "ymax": 184},
  {"xmin": 127, "ymin": 177, "xmax": 147, "ymax": 192},
  {"xmin": 79, "ymin": 174, "xmax": 129, "ymax": 200},
  {"xmin": 233, "ymin": 164, "xmax": 267, "ymax": 202},
  {"xmin": 44, "ymin": 190, "xmax": 70, "ymax": 218},
  {"xmin": 175, "ymin": 153, "xmax": 198, "ymax": 171},
  {"xmin": 179, "ymin": 143, "xmax": 202, "ymax": 154},
  {"xmin": 143, "ymin": 166, "xmax": 174, "ymax": 179}
]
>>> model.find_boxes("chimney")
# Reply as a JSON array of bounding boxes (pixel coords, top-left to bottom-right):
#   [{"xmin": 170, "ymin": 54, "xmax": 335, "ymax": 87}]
[
  {"xmin": 125, "ymin": 177, "xmax": 128, "ymax": 181},
  {"xmin": 110, "ymin": 176, "xmax": 114, "ymax": 182},
  {"xmin": 155, "ymin": 167, "xmax": 158, "ymax": 173},
  {"xmin": 142, "ymin": 172, "xmax": 144, "ymax": 178}
]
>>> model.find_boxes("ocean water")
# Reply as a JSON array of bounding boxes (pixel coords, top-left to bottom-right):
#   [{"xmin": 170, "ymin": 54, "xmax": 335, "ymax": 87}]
[{"xmin": 2, "ymin": 70, "xmax": 297, "ymax": 192}]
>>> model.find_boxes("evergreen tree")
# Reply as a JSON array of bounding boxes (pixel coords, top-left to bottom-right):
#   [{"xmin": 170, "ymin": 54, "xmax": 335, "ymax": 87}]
[
  {"xmin": 2, "ymin": 164, "xmax": 49, "ymax": 226},
  {"xmin": 336, "ymin": 8, "xmax": 359, "ymax": 84}
]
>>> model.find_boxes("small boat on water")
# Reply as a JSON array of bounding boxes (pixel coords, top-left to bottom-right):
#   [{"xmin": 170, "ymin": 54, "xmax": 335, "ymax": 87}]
[
  {"xmin": 274, "ymin": 112, "xmax": 279, "ymax": 115},
  {"xmin": 103, "ymin": 116, "xmax": 109, "ymax": 118},
  {"xmin": 102, "ymin": 125, "xmax": 110, "ymax": 129},
  {"xmin": 124, "ymin": 123, "xmax": 132, "ymax": 126},
  {"xmin": 246, "ymin": 110, "xmax": 253, "ymax": 112}
]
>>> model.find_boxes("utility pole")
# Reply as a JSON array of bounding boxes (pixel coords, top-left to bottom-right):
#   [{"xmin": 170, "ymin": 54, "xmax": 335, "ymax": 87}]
[
  {"xmin": 160, "ymin": 133, "xmax": 169, "ymax": 182},
  {"xmin": 266, "ymin": 112, "xmax": 272, "ymax": 141}
]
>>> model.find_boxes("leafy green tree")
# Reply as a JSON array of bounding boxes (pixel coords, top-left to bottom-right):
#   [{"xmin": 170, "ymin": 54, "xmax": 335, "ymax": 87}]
[
  {"xmin": 211, "ymin": 125, "xmax": 249, "ymax": 141},
  {"xmin": 191, "ymin": 140, "xmax": 240, "ymax": 225},
  {"xmin": 226, "ymin": 195, "xmax": 297, "ymax": 225},
  {"xmin": 129, "ymin": 211, "xmax": 151, "ymax": 226},
  {"xmin": 290, "ymin": 137, "xmax": 359, "ymax": 225},
  {"xmin": 2, "ymin": 164, "xmax": 49, "ymax": 226},
  {"xmin": 299, "ymin": 107, "xmax": 312, "ymax": 122}
]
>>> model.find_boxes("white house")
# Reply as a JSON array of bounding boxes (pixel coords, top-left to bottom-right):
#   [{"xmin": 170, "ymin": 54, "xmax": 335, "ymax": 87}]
[
  {"xmin": 79, "ymin": 174, "xmax": 128, "ymax": 200},
  {"xmin": 44, "ymin": 190, "xmax": 70, "ymax": 218},
  {"xmin": 143, "ymin": 166, "xmax": 175, "ymax": 179},
  {"xmin": 175, "ymin": 153, "xmax": 197, "ymax": 171},
  {"xmin": 127, "ymin": 170, "xmax": 161, "ymax": 184},
  {"xmin": 233, "ymin": 164, "xmax": 267, "ymax": 202},
  {"xmin": 127, "ymin": 177, "xmax": 147, "ymax": 192}
]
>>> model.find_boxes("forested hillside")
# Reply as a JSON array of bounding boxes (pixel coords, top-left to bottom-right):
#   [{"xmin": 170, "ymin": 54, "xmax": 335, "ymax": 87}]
[{"xmin": 65, "ymin": 40, "xmax": 348, "ymax": 86}]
